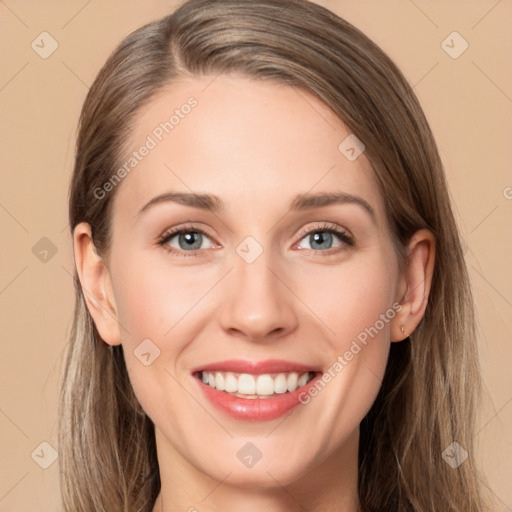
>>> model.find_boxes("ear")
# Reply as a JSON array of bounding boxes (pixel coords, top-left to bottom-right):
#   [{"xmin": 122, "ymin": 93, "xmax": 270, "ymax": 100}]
[
  {"xmin": 391, "ymin": 228, "xmax": 436, "ymax": 342},
  {"xmin": 72, "ymin": 222, "xmax": 122, "ymax": 346}
]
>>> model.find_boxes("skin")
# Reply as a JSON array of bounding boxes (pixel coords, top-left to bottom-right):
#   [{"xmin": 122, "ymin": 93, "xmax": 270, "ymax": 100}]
[{"xmin": 73, "ymin": 76, "xmax": 435, "ymax": 512}]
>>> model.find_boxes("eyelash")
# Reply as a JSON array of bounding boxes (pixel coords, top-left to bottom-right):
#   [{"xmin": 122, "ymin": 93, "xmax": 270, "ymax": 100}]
[{"xmin": 156, "ymin": 222, "xmax": 355, "ymax": 258}]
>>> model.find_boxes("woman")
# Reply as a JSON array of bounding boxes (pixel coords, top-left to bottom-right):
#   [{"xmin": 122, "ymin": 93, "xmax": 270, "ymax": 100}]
[{"xmin": 59, "ymin": 0, "xmax": 486, "ymax": 510}]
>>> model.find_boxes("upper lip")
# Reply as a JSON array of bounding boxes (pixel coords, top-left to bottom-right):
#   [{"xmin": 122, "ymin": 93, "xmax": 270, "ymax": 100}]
[{"xmin": 191, "ymin": 359, "xmax": 322, "ymax": 375}]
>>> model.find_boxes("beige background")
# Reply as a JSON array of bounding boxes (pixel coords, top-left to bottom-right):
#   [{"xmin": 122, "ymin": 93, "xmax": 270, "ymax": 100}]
[{"xmin": 0, "ymin": 1, "xmax": 510, "ymax": 510}]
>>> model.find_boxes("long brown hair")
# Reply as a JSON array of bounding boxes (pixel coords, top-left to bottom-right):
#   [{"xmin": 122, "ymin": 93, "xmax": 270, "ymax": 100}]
[{"xmin": 60, "ymin": 0, "xmax": 486, "ymax": 510}]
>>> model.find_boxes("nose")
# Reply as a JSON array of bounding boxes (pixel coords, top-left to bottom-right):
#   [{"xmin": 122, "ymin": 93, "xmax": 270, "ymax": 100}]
[{"xmin": 219, "ymin": 249, "xmax": 299, "ymax": 342}]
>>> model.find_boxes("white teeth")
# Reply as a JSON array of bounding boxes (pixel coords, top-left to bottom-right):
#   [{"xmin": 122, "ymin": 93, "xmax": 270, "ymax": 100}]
[
  {"xmin": 274, "ymin": 373, "xmax": 288, "ymax": 394},
  {"xmin": 297, "ymin": 373, "xmax": 308, "ymax": 387},
  {"xmin": 256, "ymin": 375, "xmax": 274, "ymax": 396},
  {"xmin": 224, "ymin": 372, "xmax": 238, "ymax": 392},
  {"xmin": 201, "ymin": 370, "xmax": 314, "ymax": 396},
  {"xmin": 287, "ymin": 372, "xmax": 298, "ymax": 392},
  {"xmin": 215, "ymin": 372, "xmax": 225, "ymax": 391},
  {"xmin": 238, "ymin": 374, "xmax": 256, "ymax": 394}
]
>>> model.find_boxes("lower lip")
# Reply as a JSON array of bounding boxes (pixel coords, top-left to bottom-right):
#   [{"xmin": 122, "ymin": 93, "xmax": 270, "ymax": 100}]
[{"xmin": 194, "ymin": 372, "xmax": 322, "ymax": 421}]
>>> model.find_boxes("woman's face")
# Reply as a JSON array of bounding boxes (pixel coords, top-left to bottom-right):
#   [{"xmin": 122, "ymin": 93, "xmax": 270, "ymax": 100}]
[{"xmin": 100, "ymin": 76, "xmax": 406, "ymax": 489}]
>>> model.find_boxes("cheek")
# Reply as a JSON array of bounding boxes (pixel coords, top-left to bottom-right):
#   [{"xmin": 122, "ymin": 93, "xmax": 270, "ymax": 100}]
[
  {"xmin": 306, "ymin": 270, "xmax": 393, "ymax": 384},
  {"xmin": 290, "ymin": 251, "xmax": 397, "ymax": 432},
  {"xmin": 109, "ymin": 256, "xmax": 219, "ymax": 423},
  {"xmin": 292, "ymin": 250, "xmax": 397, "ymax": 347},
  {"xmin": 111, "ymin": 253, "xmax": 217, "ymax": 342}
]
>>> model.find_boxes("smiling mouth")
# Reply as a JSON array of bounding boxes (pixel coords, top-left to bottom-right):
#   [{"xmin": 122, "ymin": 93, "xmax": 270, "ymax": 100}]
[{"xmin": 193, "ymin": 370, "xmax": 319, "ymax": 399}]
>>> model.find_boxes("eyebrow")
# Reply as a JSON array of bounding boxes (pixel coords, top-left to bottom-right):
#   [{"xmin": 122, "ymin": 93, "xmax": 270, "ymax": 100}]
[
  {"xmin": 137, "ymin": 191, "xmax": 376, "ymax": 222},
  {"xmin": 290, "ymin": 192, "xmax": 375, "ymax": 221},
  {"xmin": 137, "ymin": 192, "xmax": 223, "ymax": 217}
]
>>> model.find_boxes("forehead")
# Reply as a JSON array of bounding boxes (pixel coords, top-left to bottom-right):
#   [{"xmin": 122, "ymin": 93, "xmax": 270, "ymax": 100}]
[{"xmin": 112, "ymin": 75, "xmax": 385, "ymax": 226}]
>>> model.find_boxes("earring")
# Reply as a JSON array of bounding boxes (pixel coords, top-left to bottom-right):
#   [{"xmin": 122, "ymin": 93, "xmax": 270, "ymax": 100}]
[{"xmin": 400, "ymin": 325, "xmax": 405, "ymax": 335}]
